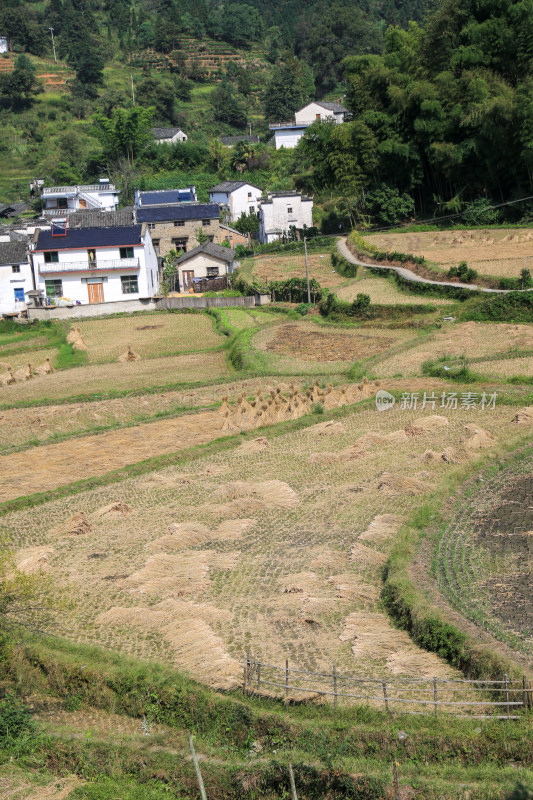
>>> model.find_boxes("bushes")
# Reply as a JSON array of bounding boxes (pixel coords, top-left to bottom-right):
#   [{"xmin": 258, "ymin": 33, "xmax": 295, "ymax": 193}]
[
  {"xmin": 331, "ymin": 251, "xmax": 358, "ymax": 278},
  {"xmin": 268, "ymin": 278, "xmax": 322, "ymax": 303},
  {"xmin": 460, "ymin": 291, "xmax": 533, "ymax": 322},
  {"xmin": 448, "ymin": 261, "xmax": 478, "ymax": 283},
  {"xmin": 0, "ymin": 694, "xmax": 34, "ymax": 741}
]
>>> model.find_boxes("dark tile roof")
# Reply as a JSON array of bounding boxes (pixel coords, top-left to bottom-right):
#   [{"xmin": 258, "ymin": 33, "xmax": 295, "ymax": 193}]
[
  {"xmin": 35, "ymin": 225, "xmax": 143, "ymax": 251},
  {"xmin": 67, "ymin": 210, "xmax": 135, "ymax": 228},
  {"xmin": 137, "ymin": 204, "xmax": 220, "ymax": 223},
  {"xmin": 137, "ymin": 189, "xmax": 196, "ymax": 206},
  {"xmin": 153, "ymin": 127, "xmax": 186, "ymax": 139},
  {"xmin": 260, "ymin": 192, "xmax": 312, "ymax": 205},
  {"xmin": 315, "ymin": 101, "xmax": 348, "ymax": 113},
  {"xmin": 177, "ymin": 241, "xmax": 235, "ymax": 264},
  {"xmin": 0, "ymin": 202, "xmax": 30, "ymax": 218},
  {"xmin": 209, "ymin": 181, "xmax": 263, "ymax": 194},
  {"xmin": 220, "ymin": 135, "xmax": 260, "ymax": 146},
  {"xmin": 0, "ymin": 241, "xmax": 29, "ymax": 265}
]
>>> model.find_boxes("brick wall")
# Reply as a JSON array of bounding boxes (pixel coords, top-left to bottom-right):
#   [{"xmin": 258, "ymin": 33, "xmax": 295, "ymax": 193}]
[{"xmin": 148, "ymin": 218, "xmax": 223, "ymax": 256}]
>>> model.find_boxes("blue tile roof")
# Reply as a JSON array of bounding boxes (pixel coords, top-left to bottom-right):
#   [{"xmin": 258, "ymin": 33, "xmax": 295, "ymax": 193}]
[
  {"xmin": 139, "ymin": 189, "xmax": 196, "ymax": 205},
  {"xmin": 35, "ymin": 225, "xmax": 143, "ymax": 251},
  {"xmin": 137, "ymin": 204, "xmax": 220, "ymax": 223}
]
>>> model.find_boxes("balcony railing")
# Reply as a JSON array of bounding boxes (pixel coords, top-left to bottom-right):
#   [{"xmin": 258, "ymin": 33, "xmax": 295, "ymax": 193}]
[
  {"xmin": 39, "ymin": 258, "xmax": 139, "ymax": 274},
  {"xmin": 42, "ymin": 183, "xmax": 117, "ymax": 195}
]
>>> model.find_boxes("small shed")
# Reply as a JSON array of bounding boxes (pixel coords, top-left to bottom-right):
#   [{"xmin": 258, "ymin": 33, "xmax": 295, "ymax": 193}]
[
  {"xmin": 175, "ymin": 241, "xmax": 236, "ymax": 293},
  {"xmin": 153, "ymin": 127, "xmax": 188, "ymax": 144}
]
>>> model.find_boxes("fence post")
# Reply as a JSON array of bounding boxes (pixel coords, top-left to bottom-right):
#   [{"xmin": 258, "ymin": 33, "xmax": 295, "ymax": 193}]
[
  {"xmin": 187, "ymin": 731, "xmax": 208, "ymax": 800},
  {"xmin": 288, "ymin": 762, "xmax": 298, "ymax": 800},
  {"xmin": 382, "ymin": 681, "xmax": 389, "ymax": 714},
  {"xmin": 505, "ymin": 673, "xmax": 510, "ymax": 719},
  {"xmin": 392, "ymin": 758, "xmax": 400, "ymax": 800},
  {"xmin": 285, "ymin": 659, "xmax": 289, "ymax": 703},
  {"xmin": 433, "ymin": 677, "xmax": 438, "ymax": 717},
  {"xmin": 333, "ymin": 663, "xmax": 337, "ymax": 710}
]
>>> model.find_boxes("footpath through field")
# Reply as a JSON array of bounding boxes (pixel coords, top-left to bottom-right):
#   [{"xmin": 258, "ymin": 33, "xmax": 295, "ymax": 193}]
[
  {"xmin": 337, "ymin": 237, "xmax": 510, "ymax": 293},
  {"xmin": 0, "ymin": 410, "xmax": 231, "ymax": 503}
]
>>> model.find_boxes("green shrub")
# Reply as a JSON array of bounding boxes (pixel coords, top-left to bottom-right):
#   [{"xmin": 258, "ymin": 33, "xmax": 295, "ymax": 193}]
[
  {"xmin": 295, "ymin": 302, "xmax": 312, "ymax": 316},
  {"xmin": 0, "ymin": 694, "xmax": 34, "ymax": 741},
  {"xmin": 311, "ymin": 402, "xmax": 324, "ymax": 414},
  {"xmin": 331, "ymin": 251, "xmax": 358, "ymax": 278},
  {"xmin": 448, "ymin": 261, "xmax": 478, "ymax": 283}
]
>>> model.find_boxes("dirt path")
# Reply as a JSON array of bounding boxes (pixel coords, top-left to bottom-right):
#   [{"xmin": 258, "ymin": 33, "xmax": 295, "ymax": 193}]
[
  {"xmin": 337, "ymin": 237, "xmax": 512, "ymax": 293},
  {"xmin": 0, "ymin": 410, "xmax": 230, "ymax": 502}
]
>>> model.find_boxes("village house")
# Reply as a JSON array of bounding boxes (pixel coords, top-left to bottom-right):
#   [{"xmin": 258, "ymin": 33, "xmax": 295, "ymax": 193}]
[
  {"xmin": 270, "ymin": 100, "xmax": 348, "ymax": 149},
  {"xmin": 135, "ymin": 187, "xmax": 197, "ymax": 207},
  {"xmin": 41, "ymin": 179, "xmax": 120, "ymax": 215},
  {"xmin": 136, "ymin": 203, "xmax": 222, "ymax": 257},
  {"xmin": 152, "ymin": 127, "xmax": 188, "ymax": 144},
  {"xmin": 0, "ymin": 240, "xmax": 33, "ymax": 316},
  {"xmin": 220, "ymin": 224, "xmax": 248, "ymax": 248},
  {"xmin": 258, "ymin": 192, "xmax": 313, "ymax": 244},
  {"xmin": 32, "ymin": 223, "xmax": 159, "ymax": 306},
  {"xmin": 208, "ymin": 181, "xmax": 263, "ymax": 224},
  {"xmin": 175, "ymin": 242, "xmax": 236, "ymax": 293}
]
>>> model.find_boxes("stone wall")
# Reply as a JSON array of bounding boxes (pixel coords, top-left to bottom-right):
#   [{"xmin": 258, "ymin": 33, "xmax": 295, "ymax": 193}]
[
  {"xmin": 28, "ymin": 294, "xmax": 255, "ymax": 319},
  {"xmin": 149, "ymin": 218, "xmax": 223, "ymax": 256}
]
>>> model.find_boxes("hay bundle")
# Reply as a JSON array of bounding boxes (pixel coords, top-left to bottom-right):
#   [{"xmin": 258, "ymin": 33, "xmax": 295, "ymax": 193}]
[
  {"xmin": 463, "ymin": 423, "xmax": 495, "ymax": 450},
  {"xmin": 216, "ymin": 395, "xmax": 232, "ymax": 416},
  {"xmin": 15, "ymin": 546, "xmax": 54, "ymax": 574},
  {"xmin": 14, "ymin": 363, "xmax": 33, "ymax": 381},
  {"xmin": 35, "ymin": 357, "xmax": 54, "ymax": 375},
  {"xmin": 66, "ymin": 512, "xmax": 92, "ymax": 535},
  {"xmin": 94, "ymin": 501, "xmax": 133, "ymax": 518},
  {"xmin": 67, "ymin": 327, "xmax": 87, "ymax": 351},
  {"xmin": 216, "ymin": 479, "xmax": 299, "ymax": 509},
  {"xmin": 377, "ymin": 471, "xmax": 434, "ymax": 495},
  {"xmin": 119, "ymin": 345, "xmax": 141, "ymax": 362},
  {"xmin": 511, "ymin": 407, "xmax": 533, "ymax": 425},
  {"xmin": 121, "ymin": 552, "xmax": 210, "ymax": 597},
  {"xmin": 349, "ymin": 541, "xmax": 386, "ymax": 568},
  {"xmin": 305, "ymin": 420, "xmax": 345, "ymax": 436},
  {"xmin": 237, "ymin": 436, "xmax": 271, "ymax": 453},
  {"xmin": 0, "ymin": 367, "xmax": 14, "ymax": 385},
  {"xmin": 359, "ymin": 514, "xmax": 404, "ymax": 545},
  {"xmin": 405, "ymin": 415, "xmax": 449, "ymax": 436},
  {"xmin": 327, "ymin": 573, "xmax": 378, "ymax": 604}
]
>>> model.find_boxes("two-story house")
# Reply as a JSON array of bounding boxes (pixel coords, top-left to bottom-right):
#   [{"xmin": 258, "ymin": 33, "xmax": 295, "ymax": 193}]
[
  {"xmin": 208, "ymin": 181, "xmax": 263, "ymax": 224},
  {"xmin": 135, "ymin": 187, "xmax": 197, "ymax": 207},
  {"xmin": 136, "ymin": 203, "xmax": 222, "ymax": 257},
  {"xmin": 270, "ymin": 100, "xmax": 348, "ymax": 149},
  {"xmin": 0, "ymin": 240, "xmax": 34, "ymax": 316},
  {"xmin": 32, "ymin": 223, "xmax": 159, "ymax": 306},
  {"xmin": 41, "ymin": 179, "xmax": 120, "ymax": 216},
  {"xmin": 258, "ymin": 192, "xmax": 313, "ymax": 244}
]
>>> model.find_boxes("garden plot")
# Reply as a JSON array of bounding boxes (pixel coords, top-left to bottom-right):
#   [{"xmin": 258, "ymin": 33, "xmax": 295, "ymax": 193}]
[
  {"xmin": 373, "ymin": 321, "xmax": 533, "ymax": 378},
  {"xmin": 0, "ymin": 350, "xmax": 229, "ymax": 406},
  {"xmin": 3, "ymin": 398, "xmax": 524, "ymax": 690},
  {"xmin": 243, "ymin": 253, "xmax": 342, "ymax": 290},
  {"xmin": 367, "ymin": 228, "xmax": 533, "ymax": 278},
  {"xmin": 77, "ymin": 313, "xmax": 223, "ymax": 363}
]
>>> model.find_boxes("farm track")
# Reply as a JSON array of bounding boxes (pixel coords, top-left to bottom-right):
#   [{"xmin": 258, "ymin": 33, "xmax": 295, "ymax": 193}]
[{"xmin": 337, "ymin": 237, "xmax": 524, "ymax": 293}]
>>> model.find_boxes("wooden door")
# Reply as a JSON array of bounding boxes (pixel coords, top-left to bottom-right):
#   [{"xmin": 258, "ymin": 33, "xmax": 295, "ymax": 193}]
[
  {"xmin": 182, "ymin": 270, "xmax": 194, "ymax": 292},
  {"xmin": 87, "ymin": 282, "xmax": 104, "ymax": 303}
]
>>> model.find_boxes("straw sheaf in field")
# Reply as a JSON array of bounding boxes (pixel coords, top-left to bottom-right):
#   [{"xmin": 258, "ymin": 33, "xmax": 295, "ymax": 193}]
[
  {"xmin": 373, "ymin": 321, "xmax": 533, "ymax": 377},
  {"xmin": 0, "ymin": 348, "xmax": 59, "ymax": 385},
  {"xmin": 5, "ymin": 403, "xmax": 525, "ymax": 687},
  {"xmin": 0, "ymin": 350, "xmax": 230, "ymax": 406},
  {"xmin": 76, "ymin": 313, "xmax": 223, "ymax": 363},
  {"xmin": 367, "ymin": 228, "xmax": 533, "ymax": 278}
]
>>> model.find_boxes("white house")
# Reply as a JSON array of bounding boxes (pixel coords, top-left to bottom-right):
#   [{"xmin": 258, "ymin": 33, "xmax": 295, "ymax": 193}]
[
  {"xmin": 258, "ymin": 192, "xmax": 313, "ymax": 244},
  {"xmin": 153, "ymin": 127, "xmax": 188, "ymax": 144},
  {"xmin": 208, "ymin": 181, "xmax": 263, "ymax": 224},
  {"xmin": 32, "ymin": 223, "xmax": 159, "ymax": 306},
  {"xmin": 0, "ymin": 36, "xmax": 9, "ymax": 54},
  {"xmin": 270, "ymin": 100, "xmax": 348, "ymax": 149},
  {"xmin": 41, "ymin": 179, "xmax": 120, "ymax": 215},
  {"xmin": 135, "ymin": 187, "xmax": 197, "ymax": 207},
  {"xmin": 0, "ymin": 240, "xmax": 33, "ymax": 316},
  {"xmin": 175, "ymin": 242, "xmax": 236, "ymax": 293}
]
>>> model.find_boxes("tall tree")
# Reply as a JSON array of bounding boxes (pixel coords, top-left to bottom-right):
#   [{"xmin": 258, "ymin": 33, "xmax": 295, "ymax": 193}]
[{"xmin": 93, "ymin": 106, "xmax": 155, "ymax": 163}]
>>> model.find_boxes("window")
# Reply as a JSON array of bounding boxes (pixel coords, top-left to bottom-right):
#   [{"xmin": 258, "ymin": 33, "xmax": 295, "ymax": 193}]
[
  {"xmin": 172, "ymin": 238, "xmax": 188, "ymax": 251},
  {"xmin": 57, "ymin": 198, "xmax": 68, "ymax": 209},
  {"xmin": 316, "ymin": 113, "xmax": 321, "ymax": 120},
  {"xmin": 287, "ymin": 207, "xmax": 293, "ymax": 214},
  {"xmin": 11, "ymin": 265, "xmax": 20, "ymax": 273},
  {"xmin": 202, "ymin": 219, "xmax": 211, "ymax": 226},
  {"xmin": 207, "ymin": 235, "xmax": 214, "ymax": 242},
  {"xmin": 45, "ymin": 279, "xmax": 62, "ymax": 297},
  {"xmin": 120, "ymin": 246, "xmax": 134, "ymax": 259},
  {"xmin": 250, "ymin": 206, "xmax": 255, "ymax": 213},
  {"xmin": 174, "ymin": 220, "xmax": 185, "ymax": 227},
  {"xmin": 44, "ymin": 251, "xmax": 59, "ymax": 263},
  {"xmin": 206, "ymin": 266, "xmax": 219, "ymax": 277},
  {"xmin": 148, "ymin": 223, "xmax": 156, "ymax": 230},
  {"xmin": 14, "ymin": 288, "xmax": 25, "ymax": 302},
  {"xmin": 247, "ymin": 192, "xmax": 252, "ymax": 198},
  {"xmin": 121, "ymin": 275, "xmax": 138, "ymax": 294},
  {"xmin": 152, "ymin": 239, "xmax": 160, "ymax": 248}
]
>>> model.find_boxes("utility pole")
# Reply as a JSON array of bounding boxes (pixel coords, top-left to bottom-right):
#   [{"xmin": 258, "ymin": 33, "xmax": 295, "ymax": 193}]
[
  {"xmin": 131, "ymin": 74, "xmax": 135, "ymax": 106},
  {"xmin": 304, "ymin": 236, "xmax": 311, "ymax": 303},
  {"xmin": 248, "ymin": 122, "xmax": 252, "ymax": 137},
  {"xmin": 49, "ymin": 27, "xmax": 57, "ymax": 62}
]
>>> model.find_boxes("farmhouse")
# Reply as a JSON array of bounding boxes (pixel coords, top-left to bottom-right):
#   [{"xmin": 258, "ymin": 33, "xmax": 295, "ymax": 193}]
[
  {"xmin": 136, "ymin": 203, "xmax": 222, "ymax": 256},
  {"xmin": 32, "ymin": 223, "xmax": 159, "ymax": 306},
  {"xmin": 135, "ymin": 187, "xmax": 197, "ymax": 206},
  {"xmin": 270, "ymin": 100, "xmax": 348, "ymax": 149},
  {"xmin": 208, "ymin": 181, "xmax": 263, "ymax": 224},
  {"xmin": 153, "ymin": 126, "xmax": 188, "ymax": 144},
  {"xmin": 0, "ymin": 240, "xmax": 33, "ymax": 316},
  {"xmin": 175, "ymin": 241, "xmax": 236, "ymax": 292},
  {"xmin": 41, "ymin": 179, "xmax": 120, "ymax": 215},
  {"xmin": 258, "ymin": 192, "xmax": 313, "ymax": 243}
]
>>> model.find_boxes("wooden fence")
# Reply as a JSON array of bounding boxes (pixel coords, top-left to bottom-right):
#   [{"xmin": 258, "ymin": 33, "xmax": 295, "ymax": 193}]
[{"xmin": 242, "ymin": 658, "xmax": 531, "ymax": 720}]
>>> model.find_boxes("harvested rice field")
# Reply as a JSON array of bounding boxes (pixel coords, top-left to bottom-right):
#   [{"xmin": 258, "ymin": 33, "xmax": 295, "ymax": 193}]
[
  {"xmin": 473, "ymin": 355, "xmax": 533, "ymax": 379},
  {"xmin": 366, "ymin": 228, "xmax": 533, "ymax": 278},
  {"xmin": 76, "ymin": 313, "xmax": 223, "ymax": 363},
  {"xmin": 4, "ymin": 391, "xmax": 529, "ymax": 690},
  {"xmin": 336, "ymin": 275, "xmax": 450, "ymax": 305},
  {"xmin": 242, "ymin": 252, "xmax": 343, "ymax": 290},
  {"xmin": 0, "ymin": 350, "xmax": 230, "ymax": 406}
]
